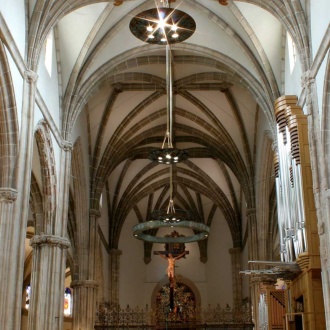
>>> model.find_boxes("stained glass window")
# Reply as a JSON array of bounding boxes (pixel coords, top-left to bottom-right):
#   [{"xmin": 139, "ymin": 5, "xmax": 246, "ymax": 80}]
[
  {"xmin": 64, "ymin": 287, "xmax": 72, "ymax": 316},
  {"xmin": 25, "ymin": 284, "xmax": 31, "ymax": 309}
]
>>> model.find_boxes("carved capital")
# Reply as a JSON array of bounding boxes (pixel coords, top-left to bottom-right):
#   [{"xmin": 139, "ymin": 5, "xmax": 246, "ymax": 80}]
[
  {"xmin": 113, "ymin": 82, "xmax": 123, "ymax": 93},
  {"xmin": 144, "ymin": 256, "xmax": 151, "ymax": 264},
  {"xmin": 246, "ymin": 208, "xmax": 256, "ymax": 217},
  {"xmin": 0, "ymin": 187, "xmax": 18, "ymax": 203},
  {"xmin": 30, "ymin": 234, "xmax": 70, "ymax": 249},
  {"xmin": 229, "ymin": 247, "xmax": 242, "ymax": 255},
  {"xmin": 61, "ymin": 140, "xmax": 73, "ymax": 152},
  {"xmin": 113, "ymin": 0, "xmax": 123, "ymax": 5},
  {"xmin": 70, "ymin": 279, "xmax": 99, "ymax": 289},
  {"xmin": 24, "ymin": 70, "xmax": 38, "ymax": 84},
  {"xmin": 90, "ymin": 209, "xmax": 101, "ymax": 218},
  {"xmin": 301, "ymin": 70, "xmax": 315, "ymax": 89},
  {"xmin": 110, "ymin": 249, "xmax": 122, "ymax": 256}
]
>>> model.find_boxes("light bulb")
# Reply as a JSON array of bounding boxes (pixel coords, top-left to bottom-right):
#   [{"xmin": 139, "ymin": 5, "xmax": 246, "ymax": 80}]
[
  {"xmin": 147, "ymin": 26, "xmax": 153, "ymax": 32},
  {"xmin": 172, "ymin": 33, "xmax": 179, "ymax": 39}
]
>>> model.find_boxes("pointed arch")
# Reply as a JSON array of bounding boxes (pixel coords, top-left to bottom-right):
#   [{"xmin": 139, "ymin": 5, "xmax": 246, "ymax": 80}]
[
  {"xmin": 34, "ymin": 120, "xmax": 57, "ymax": 234},
  {"xmin": 71, "ymin": 137, "xmax": 90, "ymax": 279},
  {"xmin": 0, "ymin": 39, "xmax": 19, "ymax": 187}
]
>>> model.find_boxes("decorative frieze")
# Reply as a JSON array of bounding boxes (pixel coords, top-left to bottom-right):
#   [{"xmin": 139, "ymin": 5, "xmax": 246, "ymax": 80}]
[
  {"xmin": 30, "ymin": 234, "xmax": 70, "ymax": 249},
  {"xmin": 0, "ymin": 187, "xmax": 18, "ymax": 203}
]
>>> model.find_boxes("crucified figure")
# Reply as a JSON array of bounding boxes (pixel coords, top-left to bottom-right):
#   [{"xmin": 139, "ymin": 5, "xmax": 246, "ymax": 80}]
[{"xmin": 155, "ymin": 251, "xmax": 188, "ymax": 287}]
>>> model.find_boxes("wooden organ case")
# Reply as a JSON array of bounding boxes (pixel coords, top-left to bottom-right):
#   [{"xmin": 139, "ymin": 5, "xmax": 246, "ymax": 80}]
[{"xmin": 273, "ymin": 95, "xmax": 325, "ymax": 329}]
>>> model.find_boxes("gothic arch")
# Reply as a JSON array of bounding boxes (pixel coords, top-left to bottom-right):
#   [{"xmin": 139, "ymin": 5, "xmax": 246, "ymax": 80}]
[
  {"xmin": 321, "ymin": 54, "xmax": 330, "ymax": 185},
  {"xmin": 70, "ymin": 137, "xmax": 90, "ymax": 280},
  {"xmin": 255, "ymin": 131, "xmax": 275, "ymax": 260},
  {"xmin": 34, "ymin": 120, "xmax": 57, "ymax": 234},
  {"xmin": 0, "ymin": 39, "xmax": 19, "ymax": 188}
]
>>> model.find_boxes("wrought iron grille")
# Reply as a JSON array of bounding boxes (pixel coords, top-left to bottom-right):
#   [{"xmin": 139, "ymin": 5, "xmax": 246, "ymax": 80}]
[{"xmin": 95, "ymin": 303, "xmax": 253, "ymax": 329}]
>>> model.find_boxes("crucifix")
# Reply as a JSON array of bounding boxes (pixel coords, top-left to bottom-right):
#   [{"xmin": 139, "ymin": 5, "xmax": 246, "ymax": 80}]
[{"xmin": 154, "ymin": 231, "xmax": 189, "ymax": 310}]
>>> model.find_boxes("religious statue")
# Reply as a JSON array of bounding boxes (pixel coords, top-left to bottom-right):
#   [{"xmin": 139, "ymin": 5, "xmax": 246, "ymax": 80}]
[{"xmin": 155, "ymin": 251, "xmax": 188, "ymax": 287}]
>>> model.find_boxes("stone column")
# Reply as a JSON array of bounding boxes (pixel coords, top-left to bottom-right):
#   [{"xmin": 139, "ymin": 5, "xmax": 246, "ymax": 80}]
[
  {"xmin": 246, "ymin": 208, "xmax": 258, "ymax": 261},
  {"xmin": 320, "ymin": 229, "xmax": 330, "ymax": 328},
  {"xmin": 246, "ymin": 208, "xmax": 259, "ymax": 329},
  {"xmin": 250, "ymin": 277, "xmax": 261, "ymax": 330},
  {"xmin": 70, "ymin": 280, "xmax": 99, "ymax": 330},
  {"xmin": 0, "ymin": 70, "xmax": 38, "ymax": 329},
  {"xmin": 229, "ymin": 247, "xmax": 242, "ymax": 307},
  {"xmin": 28, "ymin": 141, "xmax": 72, "ymax": 330},
  {"xmin": 70, "ymin": 209, "xmax": 101, "ymax": 329},
  {"xmin": 0, "ymin": 189, "xmax": 18, "ymax": 327},
  {"xmin": 28, "ymin": 235, "xmax": 70, "ymax": 329},
  {"xmin": 110, "ymin": 249, "xmax": 122, "ymax": 306}
]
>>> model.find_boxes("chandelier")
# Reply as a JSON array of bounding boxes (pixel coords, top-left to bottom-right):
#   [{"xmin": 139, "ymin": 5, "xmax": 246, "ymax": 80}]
[{"xmin": 130, "ymin": 2, "xmax": 210, "ymax": 243}]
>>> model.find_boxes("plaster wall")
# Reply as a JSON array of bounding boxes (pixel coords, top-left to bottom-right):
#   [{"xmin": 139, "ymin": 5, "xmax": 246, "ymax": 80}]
[
  {"xmin": 284, "ymin": 33, "xmax": 303, "ymax": 98},
  {"xmin": 36, "ymin": 31, "xmax": 61, "ymax": 130},
  {"xmin": 0, "ymin": 0, "xmax": 26, "ymax": 57},
  {"xmin": 206, "ymin": 208, "xmax": 234, "ymax": 307},
  {"xmin": 310, "ymin": 0, "xmax": 329, "ymax": 59}
]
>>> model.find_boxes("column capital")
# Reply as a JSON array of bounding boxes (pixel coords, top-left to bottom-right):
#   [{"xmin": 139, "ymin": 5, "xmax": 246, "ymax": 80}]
[
  {"xmin": 229, "ymin": 247, "xmax": 242, "ymax": 254},
  {"xmin": 246, "ymin": 208, "xmax": 256, "ymax": 216},
  {"xmin": 24, "ymin": 70, "xmax": 38, "ymax": 84},
  {"xmin": 90, "ymin": 208, "xmax": 101, "ymax": 218},
  {"xmin": 110, "ymin": 249, "xmax": 122, "ymax": 256},
  {"xmin": 0, "ymin": 187, "xmax": 18, "ymax": 203},
  {"xmin": 301, "ymin": 70, "xmax": 315, "ymax": 89},
  {"xmin": 70, "ymin": 279, "xmax": 99, "ymax": 289},
  {"xmin": 30, "ymin": 234, "xmax": 70, "ymax": 249},
  {"xmin": 61, "ymin": 140, "xmax": 73, "ymax": 152}
]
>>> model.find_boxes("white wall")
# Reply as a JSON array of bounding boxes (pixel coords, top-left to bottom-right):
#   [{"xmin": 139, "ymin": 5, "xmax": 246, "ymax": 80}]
[
  {"xmin": 206, "ymin": 208, "xmax": 234, "ymax": 306},
  {"xmin": 310, "ymin": 0, "xmax": 329, "ymax": 59},
  {"xmin": 0, "ymin": 0, "xmax": 26, "ymax": 57}
]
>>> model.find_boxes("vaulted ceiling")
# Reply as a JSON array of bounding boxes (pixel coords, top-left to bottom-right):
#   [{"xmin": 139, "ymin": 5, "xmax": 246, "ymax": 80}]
[{"xmin": 56, "ymin": 0, "xmax": 282, "ymax": 255}]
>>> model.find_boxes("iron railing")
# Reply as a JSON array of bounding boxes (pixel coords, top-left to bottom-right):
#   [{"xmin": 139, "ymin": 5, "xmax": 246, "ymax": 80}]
[{"xmin": 95, "ymin": 303, "xmax": 253, "ymax": 329}]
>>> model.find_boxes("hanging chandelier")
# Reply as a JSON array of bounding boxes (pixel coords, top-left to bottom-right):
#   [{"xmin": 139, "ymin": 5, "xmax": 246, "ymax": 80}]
[{"xmin": 130, "ymin": 2, "xmax": 210, "ymax": 243}]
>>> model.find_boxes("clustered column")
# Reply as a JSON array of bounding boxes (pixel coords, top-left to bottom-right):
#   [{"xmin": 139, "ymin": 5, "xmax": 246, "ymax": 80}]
[
  {"xmin": 110, "ymin": 249, "xmax": 122, "ymax": 306},
  {"xmin": 0, "ymin": 70, "xmax": 38, "ymax": 329},
  {"xmin": 70, "ymin": 280, "xmax": 99, "ymax": 330},
  {"xmin": 229, "ymin": 247, "xmax": 243, "ymax": 307},
  {"xmin": 0, "ymin": 188, "xmax": 18, "ymax": 328},
  {"xmin": 28, "ymin": 235, "xmax": 70, "ymax": 329},
  {"xmin": 246, "ymin": 208, "xmax": 260, "ymax": 329}
]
